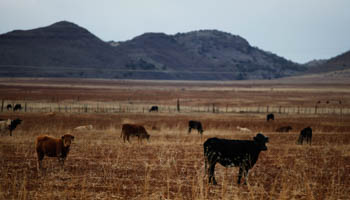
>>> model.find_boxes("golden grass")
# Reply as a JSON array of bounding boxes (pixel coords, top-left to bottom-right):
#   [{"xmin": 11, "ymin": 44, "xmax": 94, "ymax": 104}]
[
  {"xmin": 1, "ymin": 112, "xmax": 350, "ymax": 199},
  {"xmin": 1, "ymin": 79, "xmax": 350, "ymax": 199}
]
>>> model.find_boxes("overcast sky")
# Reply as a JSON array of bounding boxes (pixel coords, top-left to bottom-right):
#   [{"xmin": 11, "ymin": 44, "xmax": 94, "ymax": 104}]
[{"xmin": 1, "ymin": 0, "xmax": 349, "ymax": 63}]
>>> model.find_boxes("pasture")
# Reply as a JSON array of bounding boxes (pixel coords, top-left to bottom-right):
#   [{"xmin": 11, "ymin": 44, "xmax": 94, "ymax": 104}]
[{"xmin": 1, "ymin": 78, "xmax": 350, "ymax": 199}]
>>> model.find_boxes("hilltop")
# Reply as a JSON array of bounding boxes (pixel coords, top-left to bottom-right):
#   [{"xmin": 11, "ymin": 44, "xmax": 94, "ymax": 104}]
[{"xmin": 0, "ymin": 21, "xmax": 310, "ymax": 80}]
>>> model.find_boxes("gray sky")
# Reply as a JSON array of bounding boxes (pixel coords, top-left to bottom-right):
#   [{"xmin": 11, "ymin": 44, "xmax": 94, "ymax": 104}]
[{"xmin": 1, "ymin": 0, "xmax": 349, "ymax": 63}]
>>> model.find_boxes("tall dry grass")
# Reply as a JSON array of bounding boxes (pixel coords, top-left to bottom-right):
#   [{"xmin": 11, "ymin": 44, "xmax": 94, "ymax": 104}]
[{"xmin": 0, "ymin": 112, "xmax": 350, "ymax": 199}]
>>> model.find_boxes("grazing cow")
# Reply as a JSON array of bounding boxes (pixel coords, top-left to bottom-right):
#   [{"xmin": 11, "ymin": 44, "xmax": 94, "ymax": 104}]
[
  {"xmin": 74, "ymin": 125, "xmax": 93, "ymax": 131},
  {"xmin": 266, "ymin": 113, "xmax": 274, "ymax": 122},
  {"xmin": 237, "ymin": 126, "xmax": 252, "ymax": 133},
  {"xmin": 0, "ymin": 118, "xmax": 22, "ymax": 136},
  {"xmin": 6, "ymin": 104, "xmax": 12, "ymax": 111},
  {"xmin": 276, "ymin": 126, "xmax": 292, "ymax": 133},
  {"xmin": 13, "ymin": 104, "xmax": 22, "ymax": 111},
  {"xmin": 35, "ymin": 134, "xmax": 75, "ymax": 170},
  {"xmin": 149, "ymin": 106, "xmax": 159, "ymax": 112},
  {"xmin": 298, "ymin": 127, "xmax": 312, "ymax": 145},
  {"xmin": 188, "ymin": 120, "xmax": 204, "ymax": 135},
  {"xmin": 120, "ymin": 124, "xmax": 150, "ymax": 143},
  {"xmin": 204, "ymin": 133, "xmax": 269, "ymax": 185}
]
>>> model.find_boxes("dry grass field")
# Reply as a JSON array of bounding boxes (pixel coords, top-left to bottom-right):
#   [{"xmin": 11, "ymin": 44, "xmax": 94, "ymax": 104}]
[{"xmin": 1, "ymin": 78, "xmax": 350, "ymax": 199}]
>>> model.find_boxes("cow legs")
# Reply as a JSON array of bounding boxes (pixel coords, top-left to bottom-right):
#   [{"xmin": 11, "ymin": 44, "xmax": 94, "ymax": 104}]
[
  {"xmin": 208, "ymin": 162, "xmax": 217, "ymax": 185},
  {"xmin": 36, "ymin": 152, "xmax": 44, "ymax": 171},
  {"xmin": 238, "ymin": 167, "xmax": 249, "ymax": 185},
  {"xmin": 188, "ymin": 127, "xmax": 192, "ymax": 134},
  {"xmin": 58, "ymin": 157, "xmax": 65, "ymax": 168},
  {"xmin": 126, "ymin": 135, "xmax": 130, "ymax": 143},
  {"xmin": 307, "ymin": 136, "xmax": 312, "ymax": 145}
]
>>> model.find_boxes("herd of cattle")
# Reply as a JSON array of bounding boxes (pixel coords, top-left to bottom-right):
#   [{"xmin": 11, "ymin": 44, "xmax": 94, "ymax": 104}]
[
  {"xmin": 1, "ymin": 111, "xmax": 313, "ymax": 185},
  {"xmin": 5, "ymin": 103, "xmax": 23, "ymax": 112}
]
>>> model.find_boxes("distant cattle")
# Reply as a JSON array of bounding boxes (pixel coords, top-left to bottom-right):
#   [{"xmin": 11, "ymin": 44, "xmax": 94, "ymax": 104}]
[
  {"xmin": 44, "ymin": 112, "xmax": 56, "ymax": 117},
  {"xmin": 149, "ymin": 106, "xmax": 158, "ymax": 112},
  {"xmin": 120, "ymin": 124, "xmax": 150, "ymax": 143},
  {"xmin": 276, "ymin": 126, "xmax": 292, "ymax": 133},
  {"xmin": 188, "ymin": 120, "xmax": 204, "ymax": 135},
  {"xmin": 266, "ymin": 113, "xmax": 274, "ymax": 122},
  {"xmin": 35, "ymin": 134, "xmax": 75, "ymax": 170},
  {"xmin": 204, "ymin": 133, "xmax": 269, "ymax": 185},
  {"xmin": 237, "ymin": 126, "xmax": 252, "ymax": 133},
  {"xmin": 13, "ymin": 104, "xmax": 22, "ymax": 111},
  {"xmin": 6, "ymin": 104, "xmax": 12, "ymax": 111},
  {"xmin": 74, "ymin": 125, "xmax": 93, "ymax": 131},
  {"xmin": 0, "ymin": 118, "xmax": 22, "ymax": 136},
  {"xmin": 298, "ymin": 127, "xmax": 312, "ymax": 145}
]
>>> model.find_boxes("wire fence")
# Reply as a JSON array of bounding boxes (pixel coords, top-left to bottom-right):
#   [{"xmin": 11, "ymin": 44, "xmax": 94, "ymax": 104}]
[{"xmin": 1, "ymin": 99, "xmax": 349, "ymax": 115}]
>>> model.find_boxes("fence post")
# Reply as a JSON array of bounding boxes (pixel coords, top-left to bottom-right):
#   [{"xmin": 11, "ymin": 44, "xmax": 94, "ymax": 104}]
[
  {"xmin": 177, "ymin": 98, "xmax": 180, "ymax": 112},
  {"xmin": 1, "ymin": 99, "xmax": 3, "ymax": 112},
  {"xmin": 315, "ymin": 105, "xmax": 318, "ymax": 114},
  {"xmin": 212, "ymin": 104, "xmax": 215, "ymax": 113}
]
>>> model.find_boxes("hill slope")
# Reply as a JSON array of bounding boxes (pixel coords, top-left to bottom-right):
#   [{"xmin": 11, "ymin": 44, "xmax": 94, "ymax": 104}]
[
  {"xmin": 306, "ymin": 50, "xmax": 350, "ymax": 74},
  {"xmin": 0, "ymin": 21, "xmax": 306, "ymax": 80}
]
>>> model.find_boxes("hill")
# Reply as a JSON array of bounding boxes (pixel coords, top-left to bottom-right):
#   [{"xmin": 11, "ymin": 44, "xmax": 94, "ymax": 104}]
[
  {"xmin": 306, "ymin": 50, "xmax": 350, "ymax": 74},
  {"xmin": 0, "ymin": 21, "xmax": 306, "ymax": 80}
]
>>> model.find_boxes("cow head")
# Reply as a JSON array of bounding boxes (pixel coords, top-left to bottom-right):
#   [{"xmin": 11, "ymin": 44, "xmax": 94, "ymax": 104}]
[
  {"xmin": 199, "ymin": 129, "xmax": 204, "ymax": 134},
  {"xmin": 62, "ymin": 134, "xmax": 75, "ymax": 147},
  {"xmin": 254, "ymin": 133, "xmax": 269, "ymax": 151}
]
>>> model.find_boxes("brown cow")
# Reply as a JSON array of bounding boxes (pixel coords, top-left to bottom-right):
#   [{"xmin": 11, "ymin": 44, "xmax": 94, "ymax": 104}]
[
  {"xmin": 276, "ymin": 126, "xmax": 292, "ymax": 132},
  {"xmin": 120, "ymin": 124, "xmax": 150, "ymax": 143},
  {"xmin": 35, "ymin": 134, "xmax": 75, "ymax": 170}
]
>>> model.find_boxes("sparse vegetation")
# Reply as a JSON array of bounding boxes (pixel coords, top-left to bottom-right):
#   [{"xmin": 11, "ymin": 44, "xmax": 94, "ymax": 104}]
[{"xmin": 0, "ymin": 78, "xmax": 349, "ymax": 199}]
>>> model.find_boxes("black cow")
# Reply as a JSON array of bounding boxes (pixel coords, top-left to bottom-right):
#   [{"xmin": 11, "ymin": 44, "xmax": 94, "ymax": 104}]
[
  {"xmin": 0, "ymin": 118, "xmax": 22, "ymax": 136},
  {"xmin": 13, "ymin": 104, "xmax": 22, "ymax": 111},
  {"xmin": 9, "ymin": 118, "xmax": 22, "ymax": 136},
  {"xmin": 266, "ymin": 113, "xmax": 274, "ymax": 122},
  {"xmin": 276, "ymin": 126, "xmax": 292, "ymax": 132},
  {"xmin": 204, "ymin": 133, "xmax": 269, "ymax": 185},
  {"xmin": 149, "ymin": 106, "xmax": 158, "ymax": 112},
  {"xmin": 297, "ymin": 127, "xmax": 312, "ymax": 145},
  {"xmin": 188, "ymin": 120, "xmax": 203, "ymax": 135},
  {"xmin": 6, "ymin": 104, "xmax": 12, "ymax": 111}
]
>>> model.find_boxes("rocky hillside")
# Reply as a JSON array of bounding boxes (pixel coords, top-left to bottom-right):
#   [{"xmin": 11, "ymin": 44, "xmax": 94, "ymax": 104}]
[
  {"xmin": 0, "ymin": 21, "xmax": 306, "ymax": 80},
  {"xmin": 306, "ymin": 50, "xmax": 350, "ymax": 74}
]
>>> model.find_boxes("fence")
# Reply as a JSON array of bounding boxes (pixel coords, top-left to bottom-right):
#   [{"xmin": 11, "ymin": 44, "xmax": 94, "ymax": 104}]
[{"xmin": 1, "ymin": 99, "xmax": 350, "ymax": 115}]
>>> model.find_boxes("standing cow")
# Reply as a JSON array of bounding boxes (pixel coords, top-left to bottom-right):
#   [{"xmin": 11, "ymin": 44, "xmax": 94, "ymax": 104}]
[
  {"xmin": 120, "ymin": 124, "xmax": 150, "ymax": 143},
  {"xmin": 266, "ymin": 113, "xmax": 274, "ymax": 122},
  {"xmin": 276, "ymin": 126, "xmax": 292, "ymax": 133},
  {"xmin": 35, "ymin": 134, "xmax": 75, "ymax": 170},
  {"xmin": 297, "ymin": 127, "xmax": 312, "ymax": 145},
  {"xmin": 204, "ymin": 133, "xmax": 269, "ymax": 185},
  {"xmin": 13, "ymin": 104, "xmax": 22, "ymax": 111},
  {"xmin": 149, "ymin": 106, "xmax": 158, "ymax": 112},
  {"xmin": 0, "ymin": 118, "xmax": 22, "ymax": 136},
  {"xmin": 6, "ymin": 104, "xmax": 12, "ymax": 111},
  {"xmin": 188, "ymin": 120, "xmax": 204, "ymax": 135}
]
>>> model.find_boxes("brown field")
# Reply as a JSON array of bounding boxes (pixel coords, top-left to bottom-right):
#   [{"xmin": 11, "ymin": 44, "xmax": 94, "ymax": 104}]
[{"xmin": 1, "ymin": 78, "xmax": 350, "ymax": 199}]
